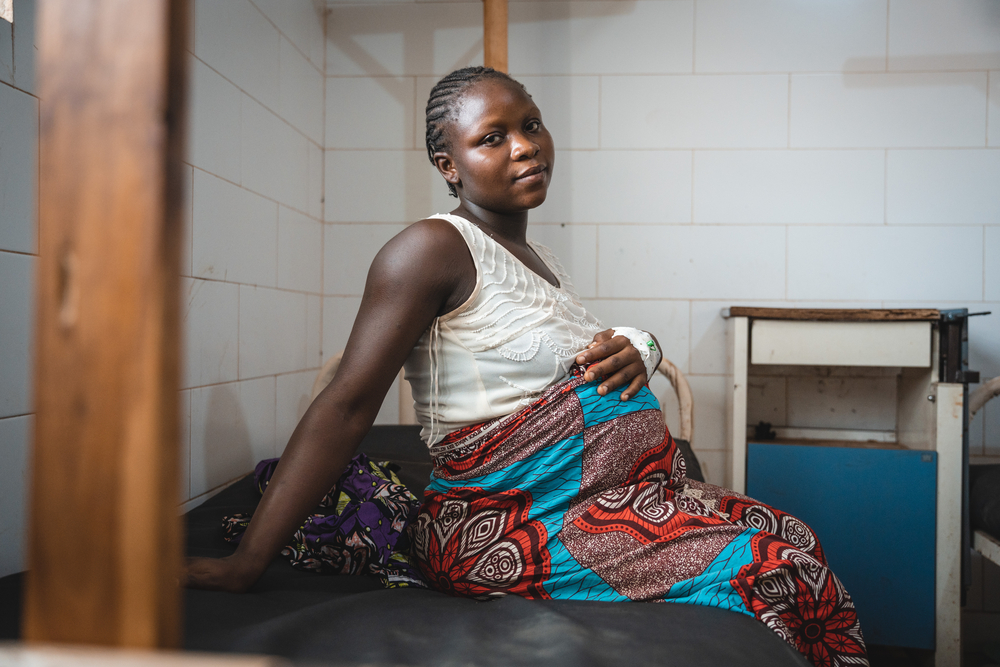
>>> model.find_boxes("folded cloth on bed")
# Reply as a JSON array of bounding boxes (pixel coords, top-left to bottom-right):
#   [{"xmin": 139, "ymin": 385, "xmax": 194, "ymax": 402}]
[
  {"xmin": 412, "ymin": 366, "xmax": 868, "ymax": 667},
  {"xmin": 222, "ymin": 453, "xmax": 426, "ymax": 588}
]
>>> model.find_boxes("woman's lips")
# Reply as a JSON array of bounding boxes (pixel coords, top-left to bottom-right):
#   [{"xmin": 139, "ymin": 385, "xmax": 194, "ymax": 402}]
[{"xmin": 514, "ymin": 165, "xmax": 546, "ymax": 183}]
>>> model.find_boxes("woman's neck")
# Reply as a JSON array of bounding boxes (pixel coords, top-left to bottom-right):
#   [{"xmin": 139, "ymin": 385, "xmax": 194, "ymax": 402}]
[{"xmin": 452, "ymin": 201, "xmax": 529, "ymax": 246}]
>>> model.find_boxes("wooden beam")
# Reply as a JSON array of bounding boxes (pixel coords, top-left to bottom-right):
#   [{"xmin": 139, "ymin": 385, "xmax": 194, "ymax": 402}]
[
  {"xmin": 727, "ymin": 307, "xmax": 940, "ymax": 322},
  {"xmin": 24, "ymin": 0, "xmax": 188, "ymax": 648},
  {"xmin": 483, "ymin": 0, "xmax": 507, "ymax": 72}
]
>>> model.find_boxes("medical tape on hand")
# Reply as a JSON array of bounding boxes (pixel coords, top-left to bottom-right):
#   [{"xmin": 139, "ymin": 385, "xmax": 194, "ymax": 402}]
[{"xmin": 611, "ymin": 326, "xmax": 661, "ymax": 382}]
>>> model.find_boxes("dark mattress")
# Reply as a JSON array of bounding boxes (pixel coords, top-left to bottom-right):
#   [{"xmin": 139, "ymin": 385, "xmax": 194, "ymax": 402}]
[{"xmin": 0, "ymin": 426, "xmax": 809, "ymax": 667}]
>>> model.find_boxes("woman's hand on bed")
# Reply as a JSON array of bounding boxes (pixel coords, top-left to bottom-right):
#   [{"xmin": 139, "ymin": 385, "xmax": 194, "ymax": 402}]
[
  {"xmin": 575, "ymin": 329, "xmax": 649, "ymax": 401},
  {"xmin": 183, "ymin": 555, "xmax": 260, "ymax": 593}
]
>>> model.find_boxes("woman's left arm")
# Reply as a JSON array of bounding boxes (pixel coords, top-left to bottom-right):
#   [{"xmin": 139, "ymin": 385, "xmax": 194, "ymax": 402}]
[{"xmin": 574, "ymin": 329, "xmax": 662, "ymax": 401}]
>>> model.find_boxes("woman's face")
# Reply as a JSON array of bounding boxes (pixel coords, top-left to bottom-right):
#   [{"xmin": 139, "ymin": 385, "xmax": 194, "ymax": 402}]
[{"xmin": 438, "ymin": 79, "xmax": 555, "ymax": 214}]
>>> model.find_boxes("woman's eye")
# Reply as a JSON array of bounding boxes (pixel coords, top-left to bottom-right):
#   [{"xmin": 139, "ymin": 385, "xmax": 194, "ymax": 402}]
[
  {"xmin": 526, "ymin": 120, "xmax": 541, "ymax": 132},
  {"xmin": 482, "ymin": 134, "xmax": 503, "ymax": 146}
]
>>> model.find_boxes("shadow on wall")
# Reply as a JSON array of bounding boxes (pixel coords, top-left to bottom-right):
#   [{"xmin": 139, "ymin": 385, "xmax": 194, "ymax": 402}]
[
  {"xmin": 196, "ymin": 384, "xmax": 252, "ymax": 495},
  {"xmin": 842, "ymin": 57, "xmax": 996, "ymax": 94}
]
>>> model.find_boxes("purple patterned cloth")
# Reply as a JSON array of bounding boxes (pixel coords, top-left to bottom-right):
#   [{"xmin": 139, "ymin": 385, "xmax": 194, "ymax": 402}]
[{"xmin": 222, "ymin": 453, "xmax": 426, "ymax": 588}]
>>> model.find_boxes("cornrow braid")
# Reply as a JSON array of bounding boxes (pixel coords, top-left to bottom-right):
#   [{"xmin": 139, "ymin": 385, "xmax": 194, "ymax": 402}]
[{"xmin": 425, "ymin": 66, "xmax": 529, "ymax": 197}]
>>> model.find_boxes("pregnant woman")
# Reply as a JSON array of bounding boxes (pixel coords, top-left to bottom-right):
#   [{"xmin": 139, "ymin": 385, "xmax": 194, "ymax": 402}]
[{"xmin": 186, "ymin": 66, "xmax": 868, "ymax": 667}]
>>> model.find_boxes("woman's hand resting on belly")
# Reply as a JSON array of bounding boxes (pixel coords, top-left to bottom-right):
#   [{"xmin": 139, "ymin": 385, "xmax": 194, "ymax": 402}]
[{"xmin": 574, "ymin": 329, "xmax": 662, "ymax": 401}]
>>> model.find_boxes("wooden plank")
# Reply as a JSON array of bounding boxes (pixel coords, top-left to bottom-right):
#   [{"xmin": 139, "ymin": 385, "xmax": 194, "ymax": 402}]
[
  {"xmin": 750, "ymin": 320, "xmax": 931, "ymax": 368},
  {"xmin": 24, "ymin": 0, "xmax": 188, "ymax": 648},
  {"xmin": 728, "ymin": 307, "xmax": 939, "ymax": 322},
  {"xmin": 934, "ymin": 383, "xmax": 964, "ymax": 667},
  {"xmin": 729, "ymin": 317, "xmax": 748, "ymax": 493},
  {"xmin": 0, "ymin": 645, "xmax": 287, "ymax": 666},
  {"xmin": 483, "ymin": 0, "xmax": 507, "ymax": 72}
]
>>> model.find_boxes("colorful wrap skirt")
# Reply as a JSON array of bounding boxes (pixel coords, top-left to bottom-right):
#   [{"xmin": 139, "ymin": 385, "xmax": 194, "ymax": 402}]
[{"xmin": 411, "ymin": 367, "xmax": 868, "ymax": 667}]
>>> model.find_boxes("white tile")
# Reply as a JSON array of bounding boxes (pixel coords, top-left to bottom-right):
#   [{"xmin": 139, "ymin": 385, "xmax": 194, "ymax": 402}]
[
  {"xmin": 239, "ymin": 285, "xmax": 309, "ymax": 379},
  {"xmin": 602, "ymin": 75, "xmax": 789, "ymax": 149},
  {"xmin": 790, "ymin": 73, "xmax": 988, "ymax": 148},
  {"xmin": 0, "ymin": 251, "xmax": 33, "ymax": 418},
  {"xmin": 280, "ymin": 36, "xmax": 323, "ymax": 146},
  {"xmin": 181, "ymin": 277, "xmax": 239, "ymax": 389},
  {"xmin": 889, "ymin": 0, "xmax": 1000, "ymax": 71},
  {"xmin": 322, "ymin": 295, "xmax": 361, "ymax": 359},
  {"xmin": 526, "ymin": 224, "xmax": 597, "ymax": 299},
  {"xmin": 991, "ymin": 72, "xmax": 1000, "ymax": 148},
  {"xmin": 187, "ymin": 56, "xmax": 242, "ymax": 184},
  {"xmin": 251, "ymin": 0, "xmax": 325, "ymax": 71},
  {"xmin": 786, "ymin": 376, "xmax": 897, "ymax": 431},
  {"xmin": 987, "ymin": 228, "xmax": 1000, "ymax": 302},
  {"xmin": 306, "ymin": 295, "xmax": 322, "ymax": 367},
  {"xmin": 597, "ymin": 225, "xmax": 786, "ymax": 299},
  {"xmin": 534, "ymin": 151, "xmax": 692, "ymax": 224},
  {"xmin": 190, "ymin": 377, "xmax": 276, "ymax": 497},
  {"xmin": 0, "ymin": 415, "xmax": 31, "ymax": 576},
  {"xmin": 326, "ymin": 77, "xmax": 415, "ymax": 150},
  {"xmin": 694, "ymin": 150, "xmax": 884, "ymax": 224},
  {"xmin": 326, "ymin": 150, "xmax": 439, "ymax": 222},
  {"xmin": 178, "ymin": 389, "xmax": 191, "ymax": 502},
  {"xmin": 192, "ymin": 169, "xmax": 278, "ymax": 286},
  {"xmin": 276, "ymin": 370, "xmax": 316, "ymax": 452},
  {"xmin": 887, "ymin": 150, "xmax": 1000, "ymax": 225},
  {"xmin": 696, "ymin": 0, "xmax": 886, "ymax": 74},
  {"xmin": 510, "ymin": 2, "xmax": 693, "ymax": 75},
  {"xmin": 580, "ymin": 298, "xmax": 690, "ymax": 373},
  {"xmin": 324, "ymin": 224, "xmax": 404, "ymax": 295},
  {"xmin": 12, "ymin": 0, "xmax": 36, "ymax": 95},
  {"xmin": 241, "ymin": 95, "xmax": 309, "ymax": 212},
  {"xmin": 326, "ymin": 3, "xmax": 482, "ymax": 77},
  {"xmin": 278, "ymin": 206, "xmax": 323, "ymax": 293},
  {"xmin": 511, "ymin": 76, "xmax": 599, "ymax": 150},
  {"xmin": 688, "ymin": 374, "xmax": 728, "ymax": 454},
  {"xmin": 0, "ymin": 84, "xmax": 37, "ymax": 254},
  {"xmin": 787, "ymin": 226, "xmax": 984, "ymax": 301},
  {"xmin": 0, "ymin": 18, "xmax": 11, "ymax": 85},
  {"xmin": 307, "ymin": 142, "xmax": 324, "ymax": 220},
  {"xmin": 194, "ymin": 0, "xmax": 279, "ymax": 110}
]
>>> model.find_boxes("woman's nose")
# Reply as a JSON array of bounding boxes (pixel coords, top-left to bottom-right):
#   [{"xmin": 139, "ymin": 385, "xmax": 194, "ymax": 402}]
[{"xmin": 510, "ymin": 133, "xmax": 539, "ymax": 160}]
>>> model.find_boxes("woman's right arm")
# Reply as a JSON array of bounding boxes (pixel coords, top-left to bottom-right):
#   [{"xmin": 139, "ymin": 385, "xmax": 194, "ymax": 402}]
[{"xmin": 183, "ymin": 219, "xmax": 474, "ymax": 592}]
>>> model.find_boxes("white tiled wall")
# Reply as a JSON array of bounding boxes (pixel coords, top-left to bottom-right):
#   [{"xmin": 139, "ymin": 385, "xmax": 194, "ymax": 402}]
[
  {"xmin": 324, "ymin": 0, "xmax": 1000, "ymax": 488},
  {"xmin": 0, "ymin": 0, "xmax": 35, "ymax": 577},
  {"xmin": 182, "ymin": 0, "xmax": 327, "ymax": 506}
]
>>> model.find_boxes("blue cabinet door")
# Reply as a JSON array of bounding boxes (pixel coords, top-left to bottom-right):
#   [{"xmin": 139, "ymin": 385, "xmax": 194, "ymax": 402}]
[{"xmin": 747, "ymin": 443, "xmax": 937, "ymax": 649}]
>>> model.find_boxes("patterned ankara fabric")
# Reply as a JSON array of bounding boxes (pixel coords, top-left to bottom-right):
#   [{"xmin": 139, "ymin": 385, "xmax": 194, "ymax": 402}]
[
  {"xmin": 222, "ymin": 454, "xmax": 426, "ymax": 589},
  {"xmin": 411, "ymin": 367, "xmax": 868, "ymax": 667}
]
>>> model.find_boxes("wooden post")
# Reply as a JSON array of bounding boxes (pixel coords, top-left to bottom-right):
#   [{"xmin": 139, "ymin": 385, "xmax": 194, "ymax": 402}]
[
  {"xmin": 483, "ymin": 0, "xmax": 507, "ymax": 72},
  {"xmin": 24, "ymin": 0, "xmax": 188, "ymax": 648}
]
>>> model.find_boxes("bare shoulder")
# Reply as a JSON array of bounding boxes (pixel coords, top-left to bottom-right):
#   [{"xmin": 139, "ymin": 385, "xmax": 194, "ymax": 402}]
[{"xmin": 365, "ymin": 217, "xmax": 475, "ymax": 313}]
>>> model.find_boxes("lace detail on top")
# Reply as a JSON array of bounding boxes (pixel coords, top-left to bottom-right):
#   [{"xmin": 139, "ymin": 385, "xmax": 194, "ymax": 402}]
[{"xmin": 403, "ymin": 214, "xmax": 604, "ymax": 445}]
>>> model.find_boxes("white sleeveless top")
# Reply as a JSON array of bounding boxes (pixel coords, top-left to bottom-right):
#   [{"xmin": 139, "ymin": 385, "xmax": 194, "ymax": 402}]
[{"xmin": 403, "ymin": 214, "xmax": 604, "ymax": 445}]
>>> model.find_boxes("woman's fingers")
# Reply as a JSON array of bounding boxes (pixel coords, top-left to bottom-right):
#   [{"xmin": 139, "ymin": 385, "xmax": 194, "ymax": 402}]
[
  {"xmin": 576, "ymin": 334, "xmax": 630, "ymax": 368},
  {"xmin": 594, "ymin": 362, "xmax": 646, "ymax": 398}
]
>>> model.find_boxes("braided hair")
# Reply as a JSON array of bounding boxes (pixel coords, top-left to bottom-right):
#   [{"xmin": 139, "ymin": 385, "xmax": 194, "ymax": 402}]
[{"xmin": 425, "ymin": 66, "xmax": 529, "ymax": 197}]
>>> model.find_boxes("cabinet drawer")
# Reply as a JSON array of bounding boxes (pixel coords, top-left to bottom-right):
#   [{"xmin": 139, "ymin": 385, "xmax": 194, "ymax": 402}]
[{"xmin": 750, "ymin": 320, "xmax": 931, "ymax": 367}]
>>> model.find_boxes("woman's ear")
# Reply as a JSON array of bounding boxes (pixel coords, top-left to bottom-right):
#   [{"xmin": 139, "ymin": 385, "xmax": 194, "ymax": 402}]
[{"xmin": 433, "ymin": 152, "xmax": 461, "ymax": 189}]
